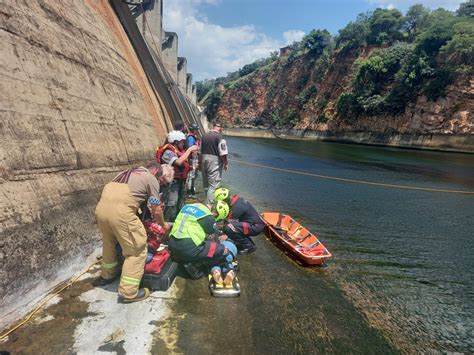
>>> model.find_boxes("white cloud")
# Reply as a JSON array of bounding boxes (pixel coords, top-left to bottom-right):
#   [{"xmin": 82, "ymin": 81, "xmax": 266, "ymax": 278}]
[
  {"xmin": 283, "ymin": 30, "xmax": 306, "ymax": 45},
  {"xmin": 162, "ymin": 1, "xmax": 304, "ymax": 80},
  {"xmin": 367, "ymin": 0, "xmax": 464, "ymax": 11}
]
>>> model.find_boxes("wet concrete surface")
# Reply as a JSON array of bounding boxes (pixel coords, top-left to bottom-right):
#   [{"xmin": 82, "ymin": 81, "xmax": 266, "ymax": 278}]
[
  {"xmin": 1, "ymin": 236, "xmax": 395, "ymax": 354},
  {"xmin": 1, "ymin": 193, "xmax": 395, "ymax": 354}
]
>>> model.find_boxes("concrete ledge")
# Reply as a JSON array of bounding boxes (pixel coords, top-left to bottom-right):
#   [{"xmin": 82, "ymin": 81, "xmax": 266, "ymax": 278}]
[{"xmin": 224, "ymin": 127, "xmax": 474, "ymax": 153}]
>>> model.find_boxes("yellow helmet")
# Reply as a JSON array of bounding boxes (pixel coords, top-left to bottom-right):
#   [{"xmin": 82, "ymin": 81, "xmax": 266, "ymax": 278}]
[
  {"xmin": 214, "ymin": 187, "xmax": 230, "ymax": 201},
  {"xmin": 214, "ymin": 200, "xmax": 230, "ymax": 221}
]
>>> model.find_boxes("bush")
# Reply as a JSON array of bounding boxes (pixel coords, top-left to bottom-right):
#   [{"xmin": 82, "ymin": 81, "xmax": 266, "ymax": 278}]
[
  {"xmin": 241, "ymin": 92, "xmax": 252, "ymax": 108},
  {"xmin": 336, "ymin": 19, "xmax": 370, "ymax": 51},
  {"xmin": 303, "ymin": 29, "xmax": 332, "ymax": 57},
  {"xmin": 204, "ymin": 91, "xmax": 223, "ymax": 120},
  {"xmin": 423, "ymin": 70, "xmax": 452, "ymax": 101},
  {"xmin": 368, "ymin": 8, "xmax": 404, "ymax": 44},
  {"xmin": 284, "ymin": 108, "xmax": 300, "ymax": 126},
  {"xmin": 353, "ymin": 43, "xmax": 414, "ymax": 96},
  {"xmin": 296, "ymin": 86, "xmax": 318, "ymax": 108},
  {"xmin": 415, "ymin": 10, "xmax": 455, "ymax": 56},
  {"xmin": 270, "ymin": 111, "xmax": 282, "ymax": 128},
  {"xmin": 440, "ymin": 19, "xmax": 474, "ymax": 74},
  {"xmin": 357, "ymin": 95, "xmax": 386, "ymax": 115},
  {"xmin": 336, "ymin": 92, "xmax": 359, "ymax": 118},
  {"xmin": 317, "ymin": 114, "xmax": 328, "ymax": 123}
]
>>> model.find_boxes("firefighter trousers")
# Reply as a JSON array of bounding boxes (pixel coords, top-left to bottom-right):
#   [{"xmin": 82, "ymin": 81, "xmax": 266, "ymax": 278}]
[{"xmin": 95, "ymin": 182, "xmax": 147, "ymax": 299}]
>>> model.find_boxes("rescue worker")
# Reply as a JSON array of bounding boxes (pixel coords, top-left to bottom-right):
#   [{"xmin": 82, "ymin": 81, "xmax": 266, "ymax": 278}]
[
  {"xmin": 214, "ymin": 188, "xmax": 265, "ymax": 254},
  {"xmin": 186, "ymin": 123, "xmax": 200, "ymax": 197},
  {"xmin": 92, "ymin": 161, "xmax": 166, "ymax": 303},
  {"xmin": 157, "ymin": 130, "xmax": 199, "ymax": 221},
  {"xmin": 167, "ymin": 201, "xmax": 236, "ymax": 282},
  {"xmin": 201, "ymin": 121, "xmax": 228, "ymax": 204}
]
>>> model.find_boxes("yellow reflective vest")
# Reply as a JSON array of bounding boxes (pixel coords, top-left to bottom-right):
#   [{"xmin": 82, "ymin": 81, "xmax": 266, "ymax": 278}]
[{"xmin": 170, "ymin": 203, "xmax": 213, "ymax": 246}]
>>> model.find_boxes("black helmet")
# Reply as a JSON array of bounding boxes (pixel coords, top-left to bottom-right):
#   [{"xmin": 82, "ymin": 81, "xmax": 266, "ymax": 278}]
[{"xmin": 190, "ymin": 123, "xmax": 199, "ymax": 130}]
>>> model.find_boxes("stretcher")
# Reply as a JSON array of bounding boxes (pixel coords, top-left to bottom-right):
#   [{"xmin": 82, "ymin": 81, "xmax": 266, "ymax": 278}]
[{"xmin": 208, "ymin": 274, "xmax": 241, "ymax": 297}]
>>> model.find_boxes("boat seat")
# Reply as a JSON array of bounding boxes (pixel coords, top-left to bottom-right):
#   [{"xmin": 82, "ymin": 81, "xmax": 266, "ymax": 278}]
[{"xmin": 296, "ymin": 240, "xmax": 321, "ymax": 250}]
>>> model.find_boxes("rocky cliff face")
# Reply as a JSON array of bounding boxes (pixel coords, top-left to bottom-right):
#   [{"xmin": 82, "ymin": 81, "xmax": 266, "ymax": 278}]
[
  {"xmin": 0, "ymin": 0, "xmax": 170, "ymax": 319},
  {"xmin": 216, "ymin": 47, "xmax": 473, "ymax": 138}
]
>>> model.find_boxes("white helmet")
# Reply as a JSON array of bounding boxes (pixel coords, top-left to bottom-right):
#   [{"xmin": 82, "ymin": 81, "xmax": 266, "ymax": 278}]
[{"xmin": 167, "ymin": 130, "xmax": 186, "ymax": 143}]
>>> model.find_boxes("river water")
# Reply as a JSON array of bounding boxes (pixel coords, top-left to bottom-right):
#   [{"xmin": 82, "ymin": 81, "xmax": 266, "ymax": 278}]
[{"xmin": 224, "ymin": 136, "xmax": 474, "ymax": 353}]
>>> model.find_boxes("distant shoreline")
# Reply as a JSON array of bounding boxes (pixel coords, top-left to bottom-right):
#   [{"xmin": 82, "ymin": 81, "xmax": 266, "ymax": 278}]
[{"xmin": 223, "ymin": 127, "xmax": 474, "ymax": 154}]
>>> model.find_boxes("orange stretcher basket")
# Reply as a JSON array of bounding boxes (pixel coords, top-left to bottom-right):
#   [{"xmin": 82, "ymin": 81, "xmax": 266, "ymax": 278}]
[{"xmin": 260, "ymin": 212, "xmax": 332, "ymax": 265}]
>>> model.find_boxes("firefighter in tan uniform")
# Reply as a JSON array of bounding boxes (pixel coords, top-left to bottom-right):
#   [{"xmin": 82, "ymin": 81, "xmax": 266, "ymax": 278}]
[{"xmin": 93, "ymin": 161, "xmax": 167, "ymax": 303}]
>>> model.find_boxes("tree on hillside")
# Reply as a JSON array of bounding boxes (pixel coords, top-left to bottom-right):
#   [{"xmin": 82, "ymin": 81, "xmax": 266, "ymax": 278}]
[
  {"xmin": 195, "ymin": 79, "xmax": 215, "ymax": 101},
  {"xmin": 441, "ymin": 19, "xmax": 474, "ymax": 73},
  {"xmin": 204, "ymin": 91, "xmax": 223, "ymax": 121},
  {"xmin": 404, "ymin": 4, "xmax": 430, "ymax": 41},
  {"xmin": 303, "ymin": 29, "xmax": 332, "ymax": 56},
  {"xmin": 457, "ymin": 0, "xmax": 474, "ymax": 17},
  {"xmin": 368, "ymin": 8, "xmax": 404, "ymax": 44},
  {"xmin": 336, "ymin": 18, "xmax": 370, "ymax": 51},
  {"xmin": 415, "ymin": 10, "xmax": 456, "ymax": 56}
]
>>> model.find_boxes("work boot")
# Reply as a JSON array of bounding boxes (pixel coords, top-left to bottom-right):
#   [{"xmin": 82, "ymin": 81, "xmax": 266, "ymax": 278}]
[
  {"xmin": 91, "ymin": 276, "xmax": 117, "ymax": 287},
  {"xmin": 238, "ymin": 245, "xmax": 256, "ymax": 255},
  {"xmin": 183, "ymin": 262, "xmax": 205, "ymax": 280},
  {"xmin": 223, "ymin": 270, "xmax": 235, "ymax": 286},
  {"xmin": 118, "ymin": 288, "xmax": 150, "ymax": 303}
]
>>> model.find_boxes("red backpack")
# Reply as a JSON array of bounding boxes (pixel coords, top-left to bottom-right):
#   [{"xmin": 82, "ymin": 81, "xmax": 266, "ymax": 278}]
[{"xmin": 144, "ymin": 249, "xmax": 171, "ymax": 274}]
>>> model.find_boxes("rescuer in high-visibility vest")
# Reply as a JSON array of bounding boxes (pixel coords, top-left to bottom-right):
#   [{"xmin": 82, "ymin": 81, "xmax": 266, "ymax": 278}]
[
  {"xmin": 168, "ymin": 201, "xmax": 237, "ymax": 284},
  {"xmin": 93, "ymin": 161, "xmax": 168, "ymax": 303},
  {"xmin": 157, "ymin": 130, "xmax": 199, "ymax": 221},
  {"xmin": 213, "ymin": 188, "xmax": 265, "ymax": 255}
]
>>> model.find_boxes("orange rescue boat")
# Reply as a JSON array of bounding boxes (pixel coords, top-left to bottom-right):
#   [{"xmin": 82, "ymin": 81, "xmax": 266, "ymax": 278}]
[{"xmin": 260, "ymin": 212, "xmax": 332, "ymax": 265}]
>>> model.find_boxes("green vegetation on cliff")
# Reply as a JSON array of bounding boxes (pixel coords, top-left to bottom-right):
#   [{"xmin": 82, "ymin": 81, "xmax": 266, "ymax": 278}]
[{"xmin": 198, "ymin": 1, "xmax": 473, "ymax": 132}]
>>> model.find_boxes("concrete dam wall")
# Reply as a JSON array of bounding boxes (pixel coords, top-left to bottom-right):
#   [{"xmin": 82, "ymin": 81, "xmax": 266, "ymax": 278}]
[{"xmin": 0, "ymin": 0, "xmax": 181, "ymax": 323}]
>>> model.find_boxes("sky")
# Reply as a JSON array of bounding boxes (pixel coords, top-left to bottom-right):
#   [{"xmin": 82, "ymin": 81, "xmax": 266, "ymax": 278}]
[{"xmin": 162, "ymin": 0, "xmax": 465, "ymax": 81}]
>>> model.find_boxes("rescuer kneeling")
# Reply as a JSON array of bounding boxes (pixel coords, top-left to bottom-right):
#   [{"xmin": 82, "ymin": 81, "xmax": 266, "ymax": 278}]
[
  {"xmin": 93, "ymin": 161, "xmax": 167, "ymax": 303},
  {"xmin": 213, "ymin": 188, "xmax": 265, "ymax": 254},
  {"xmin": 168, "ymin": 201, "xmax": 236, "ymax": 283}
]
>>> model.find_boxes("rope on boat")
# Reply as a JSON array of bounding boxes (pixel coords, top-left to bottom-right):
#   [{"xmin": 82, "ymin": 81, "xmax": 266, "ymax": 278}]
[{"xmin": 229, "ymin": 158, "xmax": 474, "ymax": 195}]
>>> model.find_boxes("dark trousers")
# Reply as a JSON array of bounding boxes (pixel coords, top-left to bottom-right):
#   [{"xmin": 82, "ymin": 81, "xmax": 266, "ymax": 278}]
[
  {"xmin": 224, "ymin": 221, "xmax": 265, "ymax": 250},
  {"xmin": 163, "ymin": 180, "xmax": 186, "ymax": 222},
  {"xmin": 168, "ymin": 237, "xmax": 227, "ymax": 266}
]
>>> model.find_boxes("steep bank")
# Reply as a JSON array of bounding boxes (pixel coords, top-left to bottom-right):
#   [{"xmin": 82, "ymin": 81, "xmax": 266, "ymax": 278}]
[
  {"xmin": 200, "ymin": 7, "xmax": 473, "ymax": 151},
  {"xmin": 0, "ymin": 0, "xmax": 170, "ymax": 322},
  {"xmin": 224, "ymin": 128, "xmax": 474, "ymax": 153}
]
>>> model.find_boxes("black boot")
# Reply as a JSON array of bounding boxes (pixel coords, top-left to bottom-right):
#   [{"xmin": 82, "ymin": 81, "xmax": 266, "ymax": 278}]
[
  {"xmin": 118, "ymin": 288, "xmax": 150, "ymax": 303},
  {"xmin": 238, "ymin": 239, "xmax": 257, "ymax": 255},
  {"xmin": 183, "ymin": 262, "xmax": 205, "ymax": 279},
  {"xmin": 91, "ymin": 276, "xmax": 118, "ymax": 287}
]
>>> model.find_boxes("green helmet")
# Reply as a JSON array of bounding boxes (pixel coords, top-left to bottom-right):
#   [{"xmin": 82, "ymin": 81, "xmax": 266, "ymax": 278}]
[
  {"xmin": 214, "ymin": 187, "xmax": 230, "ymax": 201},
  {"xmin": 214, "ymin": 200, "xmax": 230, "ymax": 221}
]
